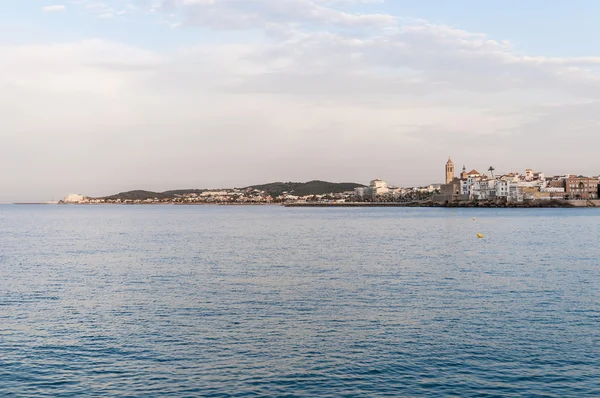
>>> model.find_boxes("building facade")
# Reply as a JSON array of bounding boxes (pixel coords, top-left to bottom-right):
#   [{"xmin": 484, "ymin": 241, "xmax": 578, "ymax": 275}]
[
  {"xmin": 436, "ymin": 180, "xmax": 462, "ymax": 203},
  {"xmin": 565, "ymin": 177, "xmax": 599, "ymax": 199},
  {"xmin": 369, "ymin": 179, "xmax": 389, "ymax": 195},
  {"xmin": 62, "ymin": 193, "xmax": 87, "ymax": 203}
]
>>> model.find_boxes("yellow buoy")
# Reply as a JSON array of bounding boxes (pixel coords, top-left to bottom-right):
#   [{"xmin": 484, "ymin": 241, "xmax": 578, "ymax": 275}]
[
  {"xmin": 472, "ymin": 217, "xmax": 476, "ymax": 220},
  {"xmin": 477, "ymin": 233, "xmax": 483, "ymax": 239}
]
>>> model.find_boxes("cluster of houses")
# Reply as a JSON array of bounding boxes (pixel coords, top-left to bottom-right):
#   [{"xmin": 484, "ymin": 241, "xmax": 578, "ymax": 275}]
[
  {"xmin": 435, "ymin": 158, "xmax": 599, "ymax": 203},
  {"xmin": 61, "ymin": 189, "xmax": 276, "ymax": 204},
  {"xmin": 353, "ymin": 179, "xmax": 440, "ymax": 201},
  {"xmin": 60, "ymin": 180, "xmax": 443, "ymax": 205}
]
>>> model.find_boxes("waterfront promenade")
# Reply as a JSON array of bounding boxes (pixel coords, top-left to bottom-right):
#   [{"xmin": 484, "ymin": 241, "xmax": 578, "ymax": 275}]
[{"xmin": 284, "ymin": 200, "xmax": 600, "ymax": 208}]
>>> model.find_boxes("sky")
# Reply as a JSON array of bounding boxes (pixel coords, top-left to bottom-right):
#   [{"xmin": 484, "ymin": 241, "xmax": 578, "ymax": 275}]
[{"xmin": 3, "ymin": 1, "xmax": 600, "ymax": 202}]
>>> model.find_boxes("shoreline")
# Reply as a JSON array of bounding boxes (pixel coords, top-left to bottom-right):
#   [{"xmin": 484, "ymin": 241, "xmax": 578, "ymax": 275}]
[
  {"xmin": 12, "ymin": 200, "xmax": 600, "ymax": 208},
  {"xmin": 283, "ymin": 200, "xmax": 596, "ymax": 208},
  {"xmin": 12, "ymin": 202, "xmax": 278, "ymax": 206}
]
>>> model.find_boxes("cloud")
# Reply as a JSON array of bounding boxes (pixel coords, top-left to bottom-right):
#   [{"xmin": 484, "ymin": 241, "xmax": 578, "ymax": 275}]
[
  {"xmin": 158, "ymin": 0, "xmax": 395, "ymax": 31},
  {"xmin": 124, "ymin": 1, "xmax": 600, "ymax": 100},
  {"xmin": 213, "ymin": 22, "xmax": 600, "ymax": 106},
  {"xmin": 43, "ymin": 5, "xmax": 66, "ymax": 12},
  {"xmin": 68, "ymin": 0, "xmax": 133, "ymax": 20},
  {"xmin": 4, "ymin": 1, "xmax": 600, "ymax": 202},
  {"xmin": 3, "ymin": 34, "xmax": 600, "ymax": 201}
]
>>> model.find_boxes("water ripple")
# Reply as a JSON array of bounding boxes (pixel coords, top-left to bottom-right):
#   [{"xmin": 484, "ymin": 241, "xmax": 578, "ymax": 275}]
[{"xmin": 1, "ymin": 205, "xmax": 599, "ymax": 396}]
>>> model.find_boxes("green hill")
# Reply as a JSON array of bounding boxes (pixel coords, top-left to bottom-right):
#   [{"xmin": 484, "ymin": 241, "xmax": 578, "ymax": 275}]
[
  {"xmin": 161, "ymin": 189, "xmax": 206, "ymax": 196},
  {"xmin": 244, "ymin": 180, "xmax": 365, "ymax": 196},
  {"xmin": 102, "ymin": 189, "xmax": 208, "ymax": 200},
  {"xmin": 103, "ymin": 190, "xmax": 169, "ymax": 200},
  {"xmin": 100, "ymin": 181, "xmax": 365, "ymax": 200}
]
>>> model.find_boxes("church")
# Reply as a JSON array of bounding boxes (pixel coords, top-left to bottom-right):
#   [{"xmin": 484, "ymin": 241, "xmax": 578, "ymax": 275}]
[{"xmin": 434, "ymin": 157, "xmax": 469, "ymax": 203}]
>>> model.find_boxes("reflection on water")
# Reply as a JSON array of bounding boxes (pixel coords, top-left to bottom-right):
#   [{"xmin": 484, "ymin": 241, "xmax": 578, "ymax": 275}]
[{"xmin": 1, "ymin": 205, "xmax": 599, "ymax": 396}]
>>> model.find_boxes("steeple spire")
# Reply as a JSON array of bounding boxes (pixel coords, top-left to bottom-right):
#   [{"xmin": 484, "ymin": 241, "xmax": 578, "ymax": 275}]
[{"xmin": 445, "ymin": 157, "xmax": 455, "ymax": 184}]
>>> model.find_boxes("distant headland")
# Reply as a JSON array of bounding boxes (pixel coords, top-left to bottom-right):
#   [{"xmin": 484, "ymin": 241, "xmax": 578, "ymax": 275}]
[
  {"xmin": 22, "ymin": 158, "xmax": 600, "ymax": 208},
  {"xmin": 56, "ymin": 181, "xmax": 368, "ymax": 205}
]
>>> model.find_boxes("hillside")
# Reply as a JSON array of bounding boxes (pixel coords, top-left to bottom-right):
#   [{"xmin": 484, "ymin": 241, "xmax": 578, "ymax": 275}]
[
  {"xmin": 161, "ymin": 189, "xmax": 206, "ymax": 197},
  {"xmin": 101, "ymin": 189, "xmax": 207, "ymax": 200},
  {"xmin": 244, "ymin": 180, "xmax": 365, "ymax": 196},
  {"xmin": 99, "ymin": 181, "xmax": 365, "ymax": 200},
  {"xmin": 103, "ymin": 190, "xmax": 170, "ymax": 200}
]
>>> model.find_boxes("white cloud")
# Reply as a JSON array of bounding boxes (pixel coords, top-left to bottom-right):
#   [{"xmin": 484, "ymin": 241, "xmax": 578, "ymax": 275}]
[
  {"xmin": 159, "ymin": 0, "xmax": 395, "ymax": 31},
  {"xmin": 43, "ymin": 5, "xmax": 66, "ymax": 12},
  {"xmin": 3, "ymin": 1, "xmax": 600, "ymax": 202},
  {"xmin": 69, "ymin": 0, "xmax": 134, "ymax": 19}
]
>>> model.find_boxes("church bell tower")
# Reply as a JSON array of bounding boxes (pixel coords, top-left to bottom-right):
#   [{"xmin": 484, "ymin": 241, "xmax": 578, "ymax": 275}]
[{"xmin": 445, "ymin": 157, "xmax": 455, "ymax": 184}]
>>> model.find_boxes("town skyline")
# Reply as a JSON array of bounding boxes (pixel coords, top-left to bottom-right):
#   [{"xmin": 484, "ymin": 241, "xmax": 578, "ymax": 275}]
[
  {"xmin": 437, "ymin": 157, "xmax": 600, "ymax": 203},
  {"xmin": 32, "ymin": 155, "xmax": 600, "ymax": 206},
  {"xmin": 5, "ymin": 156, "xmax": 600, "ymax": 204}
]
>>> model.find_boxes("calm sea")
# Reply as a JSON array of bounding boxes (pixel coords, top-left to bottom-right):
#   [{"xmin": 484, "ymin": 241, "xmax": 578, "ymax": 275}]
[{"xmin": 1, "ymin": 205, "xmax": 599, "ymax": 397}]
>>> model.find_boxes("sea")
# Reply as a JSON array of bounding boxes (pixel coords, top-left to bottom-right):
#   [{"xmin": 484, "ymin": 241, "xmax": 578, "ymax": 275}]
[{"xmin": 1, "ymin": 205, "xmax": 599, "ymax": 397}]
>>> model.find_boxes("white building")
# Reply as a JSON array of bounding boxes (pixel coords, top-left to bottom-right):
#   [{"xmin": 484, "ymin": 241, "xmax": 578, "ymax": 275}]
[
  {"xmin": 525, "ymin": 169, "xmax": 534, "ymax": 181},
  {"xmin": 466, "ymin": 176, "xmax": 479, "ymax": 200},
  {"xmin": 496, "ymin": 180, "xmax": 509, "ymax": 198},
  {"xmin": 539, "ymin": 187, "xmax": 565, "ymax": 200},
  {"xmin": 474, "ymin": 179, "xmax": 497, "ymax": 200},
  {"xmin": 354, "ymin": 187, "xmax": 370, "ymax": 197},
  {"xmin": 541, "ymin": 187, "xmax": 565, "ymax": 193},
  {"xmin": 388, "ymin": 187, "xmax": 404, "ymax": 199},
  {"xmin": 370, "ymin": 179, "xmax": 389, "ymax": 195},
  {"xmin": 508, "ymin": 183, "xmax": 524, "ymax": 203},
  {"xmin": 460, "ymin": 180, "xmax": 469, "ymax": 197},
  {"xmin": 62, "ymin": 193, "xmax": 87, "ymax": 203},
  {"xmin": 200, "ymin": 191, "xmax": 230, "ymax": 197}
]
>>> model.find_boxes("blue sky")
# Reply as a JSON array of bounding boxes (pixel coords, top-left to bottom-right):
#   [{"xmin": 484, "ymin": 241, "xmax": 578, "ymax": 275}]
[
  {"xmin": 6, "ymin": 1, "xmax": 600, "ymax": 54},
  {"xmin": 2, "ymin": 1, "xmax": 600, "ymax": 202},
  {"xmin": 396, "ymin": 0, "xmax": 600, "ymax": 56}
]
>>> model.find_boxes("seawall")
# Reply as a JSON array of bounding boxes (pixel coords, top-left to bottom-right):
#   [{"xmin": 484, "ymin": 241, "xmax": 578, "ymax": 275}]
[{"xmin": 283, "ymin": 200, "xmax": 597, "ymax": 208}]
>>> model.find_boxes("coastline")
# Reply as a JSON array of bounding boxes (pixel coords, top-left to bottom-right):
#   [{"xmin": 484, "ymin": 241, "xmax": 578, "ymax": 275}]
[
  {"xmin": 283, "ymin": 200, "xmax": 597, "ymax": 208},
  {"xmin": 16, "ymin": 200, "xmax": 600, "ymax": 208},
  {"xmin": 13, "ymin": 202, "xmax": 278, "ymax": 206}
]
